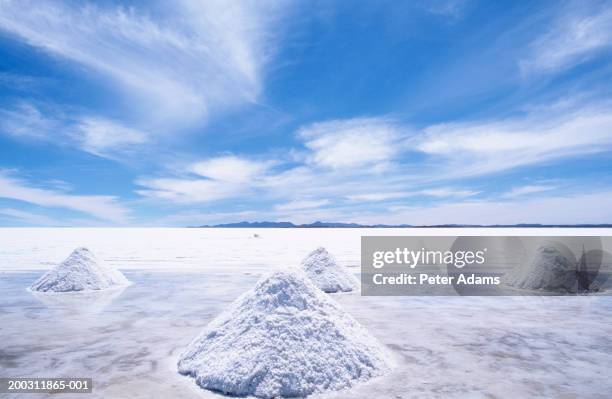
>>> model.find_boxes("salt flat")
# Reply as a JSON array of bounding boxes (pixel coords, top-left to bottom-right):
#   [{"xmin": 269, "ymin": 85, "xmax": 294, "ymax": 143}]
[
  {"xmin": 1, "ymin": 228, "xmax": 611, "ymax": 398},
  {"xmin": 2, "ymin": 227, "xmax": 610, "ymax": 272}
]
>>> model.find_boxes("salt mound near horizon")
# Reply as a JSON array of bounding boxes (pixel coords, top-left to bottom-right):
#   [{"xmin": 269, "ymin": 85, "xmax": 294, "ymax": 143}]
[
  {"xmin": 502, "ymin": 241, "xmax": 578, "ymax": 291},
  {"xmin": 300, "ymin": 247, "xmax": 359, "ymax": 293},
  {"xmin": 177, "ymin": 270, "xmax": 391, "ymax": 398},
  {"xmin": 30, "ymin": 247, "xmax": 130, "ymax": 292}
]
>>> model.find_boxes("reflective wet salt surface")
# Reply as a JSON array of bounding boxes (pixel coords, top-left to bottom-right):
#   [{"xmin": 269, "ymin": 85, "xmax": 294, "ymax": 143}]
[
  {"xmin": 1, "ymin": 228, "xmax": 612, "ymax": 398},
  {"xmin": 1, "ymin": 271, "xmax": 250, "ymax": 398},
  {"xmin": 2, "ymin": 270, "xmax": 612, "ymax": 399}
]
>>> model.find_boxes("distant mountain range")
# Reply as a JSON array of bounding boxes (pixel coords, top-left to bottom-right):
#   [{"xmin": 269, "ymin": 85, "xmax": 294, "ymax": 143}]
[{"xmin": 192, "ymin": 221, "xmax": 612, "ymax": 228}]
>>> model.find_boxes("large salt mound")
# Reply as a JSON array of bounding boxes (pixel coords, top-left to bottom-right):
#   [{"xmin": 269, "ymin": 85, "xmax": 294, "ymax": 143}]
[
  {"xmin": 502, "ymin": 242, "xmax": 578, "ymax": 291},
  {"xmin": 300, "ymin": 247, "xmax": 358, "ymax": 293},
  {"xmin": 30, "ymin": 247, "xmax": 129, "ymax": 292},
  {"xmin": 177, "ymin": 270, "xmax": 391, "ymax": 398}
]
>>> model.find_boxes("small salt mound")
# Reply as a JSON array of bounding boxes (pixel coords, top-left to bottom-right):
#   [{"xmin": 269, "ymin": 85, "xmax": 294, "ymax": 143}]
[
  {"xmin": 30, "ymin": 247, "xmax": 129, "ymax": 292},
  {"xmin": 177, "ymin": 270, "xmax": 391, "ymax": 398},
  {"xmin": 503, "ymin": 242, "xmax": 577, "ymax": 291},
  {"xmin": 300, "ymin": 247, "xmax": 358, "ymax": 293}
]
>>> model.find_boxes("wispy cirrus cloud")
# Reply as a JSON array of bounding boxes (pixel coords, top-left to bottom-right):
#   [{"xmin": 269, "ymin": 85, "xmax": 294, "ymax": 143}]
[
  {"xmin": 345, "ymin": 188, "xmax": 479, "ymax": 202},
  {"xmin": 135, "ymin": 98, "xmax": 612, "ymax": 224},
  {"xmin": 0, "ymin": 171, "xmax": 129, "ymax": 223},
  {"xmin": 137, "ymin": 155, "xmax": 273, "ymax": 204},
  {"xmin": 502, "ymin": 184, "xmax": 557, "ymax": 198},
  {"xmin": 0, "ymin": 0, "xmax": 288, "ymax": 127},
  {"xmin": 0, "ymin": 103, "xmax": 57, "ymax": 140},
  {"xmin": 0, "ymin": 207, "xmax": 61, "ymax": 226},
  {"xmin": 275, "ymin": 199, "xmax": 330, "ymax": 211},
  {"xmin": 415, "ymin": 107, "xmax": 612, "ymax": 177},
  {"xmin": 298, "ymin": 118, "xmax": 404, "ymax": 169},
  {"xmin": 0, "ymin": 102, "xmax": 148, "ymax": 158},
  {"xmin": 135, "ymin": 129, "xmax": 412, "ymax": 208},
  {"xmin": 136, "ymin": 177, "xmax": 249, "ymax": 204},
  {"xmin": 191, "ymin": 156, "xmax": 273, "ymax": 184},
  {"xmin": 134, "ymin": 118, "xmax": 479, "ymax": 217},
  {"xmin": 75, "ymin": 118, "xmax": 148, "ymax": 158},
  {"xmin": 520, "ymin": 2, "xmax": 612, "ymax": 75},
  {"xmin": 416, "ymin": 188, "xmax": 480, "ymax": 198},
  {"xmin": 2, "ymin": 2, "xmax": 612, "ymax": 227},
  {"xmin": 373, "ymin": 190, "xmax": 612, "ymax": 225}
]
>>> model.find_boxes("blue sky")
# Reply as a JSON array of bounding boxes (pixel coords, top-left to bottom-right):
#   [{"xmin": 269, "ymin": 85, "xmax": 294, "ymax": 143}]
[{"xmin": 1, "ymin": 0, "xmax": 612, "ymax": 226}]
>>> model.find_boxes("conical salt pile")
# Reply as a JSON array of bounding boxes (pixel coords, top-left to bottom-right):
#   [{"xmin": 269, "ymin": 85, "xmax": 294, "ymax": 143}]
[
  {"xmin": 503, "ymin": 242, "xmax": 577, "ymax": 291},
  {"xmin": 177, "ymin": 270, "xmax": 391, "ymax": 398},
  {"xmin": 30, "ymin": 247, "xmax": 130, "ymax": 292},
  {"xmin": 300, "ymin": 247, "xmax": 358, "ymax": 293}
]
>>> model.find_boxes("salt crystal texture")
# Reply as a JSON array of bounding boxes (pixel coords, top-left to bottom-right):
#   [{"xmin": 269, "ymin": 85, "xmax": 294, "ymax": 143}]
[
  {"xmin": 503, "ymin": 242, "xmax": 578, "ymax": 291},
  {"xmin": 30, "ymin": 247, "xmax": 129, "ymax": 292},
  {"xmin": 177, "ymin": 270, "xmax": 391, "ymax": 398},
  {"xmin": 301, "ymin": 247, "xmax": 358, "ymax": 293}
]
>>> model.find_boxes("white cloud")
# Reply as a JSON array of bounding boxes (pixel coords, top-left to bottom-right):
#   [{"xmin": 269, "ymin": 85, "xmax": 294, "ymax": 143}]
[
  {"xmin": 418, "ymin": 188, "xmax": 479, "ymax": 198},
  {"xmin": 291, "ymin": 108, "xmax": 612, "ymax": 189},
  {"xmin": 135, "ymin": 107, "xmax": 612, "ymax": 223},
  {"xmin": 0, "ymin": 0, "xmax": 287, "ymax": 126},
  {"xmin": 0, "ymin": 103, "xmax": 58, "ymax": 140},
  {"xmin": 191, "ymin": 156, "xmax": 271, "ymax": 183},
  {"xmin": 136, "ymin": 177, "xmax": 246, "ymax": 204},
  {"xmin": 258, "ymin": 163, "xmax": 400, "ymax": 202},
  {"xmin": 298, "ymin": 118, "xmax": 403, "ymax": 169},
  {"xmin": 345, "ymin": 192, "xmax": 412, "ymax": 202},
  {"xmin": 502, "ymin": 184, "xmax": 557, "ymax": 198},
  {"xmin": 138, "ymin": 155, "xmax": 350, "ymax": 206},
  {"xmin": 0, "ymin": 172, "xmax": 129, "ymax": 223},
  {"xmin": 137, "ymin": 155, "xmax": 272, "ymax": 203},
  {"xmin": 275, "ymin": 199, "xmax": 330, "ymax": 211},
  {"xmin": 135, "ymin": 149, "xmax": 482, "ymax": 216},
  {"xmin": 520, "ymin": 5, "xmax": 612, "ymax": 75},
  {"xmin": 76, "ymin": 118, "xmax": 148, "ymax": 157},
  {"xmin": 153, "ymin": 210, "xmax": 257, "ymax": 226},
  {"xmin": 0, "ymin": 103, "xmax": 149, "ymax": 158},
  {"xmin": 415, "ymin": 109, "xmax": 612, "ymax": 177},
  {"xmin": 346, "ymin": 188, "xmax": 478, "ymax": 202},
  {"xmin": 367, "ymin": 191, "xmax": 612, "ymax": 225},
  {"xmin": 0, "ymin": 208, "xmax": 60, "ymax": 226}
]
